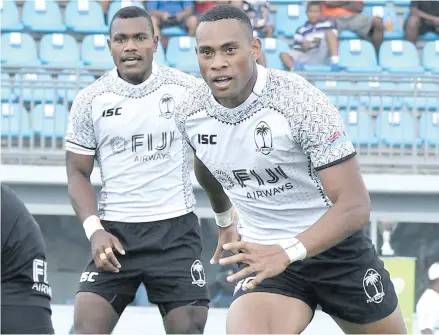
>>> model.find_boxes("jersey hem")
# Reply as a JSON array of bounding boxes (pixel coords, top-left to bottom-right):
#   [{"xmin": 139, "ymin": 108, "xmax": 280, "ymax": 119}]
[
  {"xmin": 99, "ymin": 207, "xmax": 195, "ymax": 223},
  {"xmin": 314, "ymin": 151, "xmax": 357, "ymax": 171},
  {"xmin": 65, "ymin": 141, "xmax": 96, "ymax": 155}
]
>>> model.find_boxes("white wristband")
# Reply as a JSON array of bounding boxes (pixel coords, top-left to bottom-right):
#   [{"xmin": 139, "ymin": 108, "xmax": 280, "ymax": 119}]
[
  {"xmin": 214, "ymin": 207, "xmax": 233, "ymax": 228},
  {"xmin": 83, "ymin": 215, "xmax": 104, "ymax": 240},
  {"xmin": 279, "ymin": 238, "xmax": 307, "ymax": 264}
]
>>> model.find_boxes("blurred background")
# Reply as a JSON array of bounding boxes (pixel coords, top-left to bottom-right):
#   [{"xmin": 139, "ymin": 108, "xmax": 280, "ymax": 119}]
[{"xmin": 1, "ymin": 0, "xmax": 438, "ymax": 333}]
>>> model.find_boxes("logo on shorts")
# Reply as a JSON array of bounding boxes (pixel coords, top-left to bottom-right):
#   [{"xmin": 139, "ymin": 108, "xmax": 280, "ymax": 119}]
[
  {"xmin": 363, "ymin": 268, "xmax": 385, "ymax": 304},
  {"xmin": 191, "ymin": 260, "xmax": 206, "ymax": 287},
  {"xmin": 110, "ymin": 136, "xmax": 129, "ymax": 154},
  {"xmin": 159, "ymin": 94, "xmax": 175, "ymax": 119},
  {"xmin": 254, "ymin": 121, "xmax": 274, "ymax": 155},
  {"xmin": 234, "ymin": 276, "xmax": 256, "ymax": 296},
  {"xmin": 214, "ymin": 170, "xmax": 235, "ymax": 190}
]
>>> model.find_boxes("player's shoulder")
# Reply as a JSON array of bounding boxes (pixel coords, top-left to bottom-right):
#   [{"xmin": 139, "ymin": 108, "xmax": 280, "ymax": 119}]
[
  {"xmin": 156, "ymin": 64, "xmax": 200, "ymax": 88},
  {"xmin": 175, "ymin": 79, "xmax": 210, "ymax": 118},
  {"xmin": 72, "ymin": 70, "xmax": 114, "ymax": 109}
]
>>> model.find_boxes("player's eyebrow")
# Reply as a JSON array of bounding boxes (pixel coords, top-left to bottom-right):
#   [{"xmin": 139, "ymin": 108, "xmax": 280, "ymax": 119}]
[
  {"xmin": 198, "ymin": 41, "xmax": 240, "ymax": 52},
  {"xmin": 112, "ymin": 32, "xmax": 150, "ymax": 39}
]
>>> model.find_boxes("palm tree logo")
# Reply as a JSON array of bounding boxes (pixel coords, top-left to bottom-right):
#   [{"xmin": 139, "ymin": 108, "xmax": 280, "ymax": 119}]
[
  {"xmin": 191, "ymin": 260, "xmax": 206, "ymax": 287},
  {"xmin": 363, "ymin": 269, "xmax": 385, "ymax": 304},
  {"xmin": 254, "ymin": 121, "xmax": 273, "ymax": 155},
  {"xmin": 159, "ymin": 94, "xmax": 175, "ymax": 119}
]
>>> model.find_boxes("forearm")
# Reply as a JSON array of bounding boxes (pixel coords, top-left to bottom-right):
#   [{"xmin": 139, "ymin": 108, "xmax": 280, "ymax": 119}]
[
  {"xmin": 68, "ymin": 173, "xmax": 98, "ymax": 222},
  {"xmin": 178, "ymin": 8, "xmax": 192, "ymax": 19},
  {"xmin": 417, "ymin": 9, "xmax": 439, "ymax": 22},
  {"xmin": 296, "ymin": 195, "xmax": 370, "ymax": 258}
]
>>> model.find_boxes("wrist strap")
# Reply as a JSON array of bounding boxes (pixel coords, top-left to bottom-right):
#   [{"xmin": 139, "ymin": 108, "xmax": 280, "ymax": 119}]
[
  {"xmin": 83, "ymin": 215, "xmax": 104, "ymax": 240},
  {"xmin": 214, "ymin": 207, "xmax": 233, "ymax": 228},
  {"xmin": 279, "ymin": 238, "xmax": 307, "ymax": 264}
]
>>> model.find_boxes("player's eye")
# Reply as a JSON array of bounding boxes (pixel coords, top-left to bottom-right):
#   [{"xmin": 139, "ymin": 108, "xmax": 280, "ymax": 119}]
[
  {"xmin": 226, "ymin": 47, "xmax": 237, "ymax": 54},
  {"xmin": 202, "ymin": 50, "xmax": 212, "ymax": 57},
  {"xmin": 137, "ymin": 36, "xmax": 147, "ymax": 41},
  {"xmin": 115, "ymin": 37, "xmax": 125, "ymax": 43}
]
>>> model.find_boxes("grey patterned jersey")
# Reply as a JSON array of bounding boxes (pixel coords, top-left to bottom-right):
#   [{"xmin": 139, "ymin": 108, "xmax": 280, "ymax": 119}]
[
  {"xmin": 65, "ymin": 62, "xmax": 198, "ymax": 222},
  {"xmin": 176, "ymin": 65, "xmax": 356, "ymax": 244}
]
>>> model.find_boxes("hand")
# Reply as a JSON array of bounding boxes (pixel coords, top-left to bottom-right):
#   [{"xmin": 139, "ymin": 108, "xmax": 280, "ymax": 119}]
[
  {"xmin": 210, "ymin": 209, "xmax": 241, "ymax": 264},
  {"xmin": 219, "ymin": 241, "xmax": 290, "ymax": 291},
  {"xmin": 90, "ymin": 230, "xmax": 125, "ymax": 273},
  {"xmin": 302, "ymin": 40, "xmax": 313, "ymax": 50},
  {"xmin": 161, "ymin": 12, "xmax": 170, "ymax": 21}
]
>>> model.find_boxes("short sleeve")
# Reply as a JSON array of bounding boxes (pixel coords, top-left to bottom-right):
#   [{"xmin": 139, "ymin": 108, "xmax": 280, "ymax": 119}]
[
  {"xmin": 295, "ymin": 81, "xmax": 356, "ymax": 170},
  {"xmin": 65, "ymin": 89, "xmax": 97, "ymax": 156}
]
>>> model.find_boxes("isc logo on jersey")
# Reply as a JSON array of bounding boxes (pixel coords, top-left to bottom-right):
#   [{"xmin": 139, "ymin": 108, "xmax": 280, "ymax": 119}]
[{"xmin": 32, "ymin": 259, "xmax": 52, "ymax": 297}]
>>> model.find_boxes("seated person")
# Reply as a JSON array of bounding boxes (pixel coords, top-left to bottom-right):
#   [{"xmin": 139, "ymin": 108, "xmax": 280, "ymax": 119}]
[
  {"xmin": 280, "ymin": 1, "xmax": 339, "ymax": 71},
  {"xmin": 194, "ymin": 0, "xmax": 220, "ymax": 17},
  {"xmin": 405, "ymin": 1, "xmax": 439, "ymax": 43},
  {"xmin": 147, "ymin": 1, "xmax": 198, "ymax": 37}
]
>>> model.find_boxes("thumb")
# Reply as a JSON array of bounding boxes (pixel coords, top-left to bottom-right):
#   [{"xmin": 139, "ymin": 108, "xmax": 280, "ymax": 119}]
[
  {"xmin": 210, "ymin": 242, "xmax": 224, "ymax": 265},
  {"xmin": 111, "ymin": 236, "xmax": 126, "ymax": 255}
]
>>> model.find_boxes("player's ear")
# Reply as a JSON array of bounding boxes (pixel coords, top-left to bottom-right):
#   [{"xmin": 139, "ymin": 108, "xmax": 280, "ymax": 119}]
[
  {"xmin": 107, "ymin": 38, "xmax": 111, "ymax": 52},
  {"xmin": 251, "ymin": 38, "xmax": 262, "ymax": 62},
  {"xmin": 152, "ymin": 35, "xmax": 159, "ymax": 53}
]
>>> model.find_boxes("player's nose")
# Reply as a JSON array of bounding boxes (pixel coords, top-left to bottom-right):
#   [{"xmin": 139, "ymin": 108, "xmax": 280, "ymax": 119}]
[
  {"xmin": 123, "ymin": 38, "xmax": 138, "ymax": 52},
  {"xmin": 210, "ymin": 55, "xmax": 228, "ymax": 71}
]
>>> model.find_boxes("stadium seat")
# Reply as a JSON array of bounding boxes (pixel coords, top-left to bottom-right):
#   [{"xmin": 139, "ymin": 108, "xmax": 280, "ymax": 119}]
[
  {"xmin": 261, "ymin": 38, "xmax": 289, "ymax": 70},
  {"xmin": 393, "ymin": 0, "xmax": 410, "ymax": 6},
  {"xmin": 362, "ymin": 6, "xmax": 403, "ymax": 40},
  {"xmin": 166, "ymin": 37, "xmax": 199, "ymax": 74},
  {"xmin": 314, "ymin": 80, "xmax": 359, "ymax": 110},
  {"xmin": 268, "ymin": 0, "xmax": 303, "ymax": 5},
  {"xmin": 14, "ymin": 72, "xmax": 57, "ymax": 103},
  {"xmin": 1, "ymin": 33, "xmax": 41, "ymax": 66},
  {"xmin": 81, "ymin": 34, "xmax": 114, "ymax": 69},
  {"xmin": 1, "ymin": 0, "xmax": 24, "ymax": 32},
  {"xmin": 379, "ymin": 40, "xmax": 424, "ymax": 74},
  {"xmin": 423, "ymin": 41, "xmax": 439, "ymax": 73},
  {"xmin": 400, "ymin": 82, "xmax": 438, "ymax": 111},
  {"xmin": 419, "ymin": 112, "xmax": 439, "ymax": 146},
  {"xmin": 22, "ymin": 0, "xmax": 66, "ymax": 33},
  {"xmin": 1, "ymin": 103, "xmax": 32, "ymax": 139},
  {"xmin": 1, "ymin": 73, "xmax": 17, "ymax": 103},
  {"xmin": 31, "ymin": 104, "xmax": 68, "ymax": 139},
  {"xmin": 339, "ymin": 40, "xmax": 382, "ymax": 73},
  {"xmin": 39, "ymin": 34, "xmax": 83, "ymax": 67},
  {"xmin": 161, "ymin": 26, "xmax": 187, "ymax": 37},
  {"xmin": 357, "ymin": 81, "xmax": 402, "ymax": 110},
  {"xmin": 401, "ymin": 11, "xmax": 439, "ymax": 41},
  {"xmin": 107, "ymin": 0, "xmax": 144, "ymax": 25},
  {"xmin": 274, "ymin": 5, "xmax": 307, "ymax": 38},
  {"xmin": 362, "ymin": 0, "xmax": 388, "ymax": 5},
  {"xmin": 154, "ymin": 41, "xmax": 166, "ymax": 65},
  {"xmin": 341, "ymin": 110, "xmax": 378, "ymax": 146},
  {"xmin": 338, "ymin": 31, "xmax": 360, "ymax": 40},
  {"xmin": 376, "ymin": 111, "xmax": 417, "ymax": 146},
  {"xmin": 57, "ymin": 71, "xmax": 95, "ymax": 103},
  {"xmin": 65, "ymin": 0, "xmax": 108, "ymax": 34}
]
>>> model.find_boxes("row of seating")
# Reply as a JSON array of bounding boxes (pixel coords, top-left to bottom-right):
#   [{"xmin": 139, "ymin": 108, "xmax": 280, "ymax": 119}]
[
  {"xmin": 1, "ymin": 103, "xmax": 438, "ymax": 147},
  {"xmin": 2, "ymin": 31, "xmax": 439, "ymax": 74}
]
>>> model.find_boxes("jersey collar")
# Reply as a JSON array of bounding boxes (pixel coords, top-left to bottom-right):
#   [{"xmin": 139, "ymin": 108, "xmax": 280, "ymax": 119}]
[{"xmin": 111, "ymin": 61, "xmax": 159, "ymax": 88}]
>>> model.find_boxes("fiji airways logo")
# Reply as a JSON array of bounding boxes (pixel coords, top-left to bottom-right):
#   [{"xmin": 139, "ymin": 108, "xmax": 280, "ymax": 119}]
[
  {"xmin": 254, "ymin": 121, "xmax": 273, "ymax": 155},
  {"xmin": 363, "ymin": 268, "xmax": 385, "ymax": 304}
]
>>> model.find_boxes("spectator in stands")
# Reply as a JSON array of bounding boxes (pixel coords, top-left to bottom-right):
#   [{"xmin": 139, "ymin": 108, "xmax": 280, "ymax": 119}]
[
  {"xmin": 147, "ymin": 1, "xmax": 198, "ymax": 37},
  {"xmin": 280, "ymin": 1, "xmax": 339, "ymax": 71},
  {"xmin": 416, "ymin": 262, "xmax": 439, "ymax": 334},
  {"xmin": 232, "ymin": 0, "xmax": 274, "ymax": 38},
  {"xmin": 405, "ymin": 1, "xmax": 439, "ymax": 43},
  {"xmin": 97, "ymin": 0, "xmax": 111, "ymax": 17},
  {"xmin": 322, "ymin": 1, "xmax": 384, "ymax": 54},
  {"xmin": 194, "ymin": 0, "xmax": 220, "ymax": 17}
]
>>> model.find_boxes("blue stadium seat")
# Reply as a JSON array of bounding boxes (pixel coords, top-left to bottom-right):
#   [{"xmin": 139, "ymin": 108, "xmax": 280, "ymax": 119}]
[
  {"xmin": 1, "ymin": 73, "xmax": 17, "ymax": 103},
  {"xmin": 65, "ymin": 0, "xmax": 108, "ymax": 34},
  {"xmin": 161, "ymin": 26, "xmax": 187, "ymax": 37},
  {"xmin": 400, "ymin": 82, "xmax": 438, "ymax": 112},
  {"xmin": 268, "ymin": 1, "xmax": 303, "ymax": 5},
  {"xmin": 393, "ymin": 0, "xmax": 410, "ymax": 6},
  {"xmin": 379, "ymin": 40, "xmax": 424, "ymax": 74},
  {"xmin": 362, "ymin": 6, "xmax": 403, "ymax": 39},
  {"xmin": 57, "ymin": 71, "xmax": 95, "ymax": 103},
  {"xmin": 357, "ymin": 81, "xmax": 402, "ymax": 110},
  {"xmin": 81, "ymin": 34, "xmax": 114, "ymax": 69},
  {"xmin": 1, "ymin": 33, "xmax": 41, "ymax": 66},
  {"xmin": 39, "ymin": 34, "xmax": 83, "ymax": 67},
  {"xmin": 423, "ymin": 41, "xmax": 439, "ymax": 73},
  {"xmin": 107, "ymin": 0, "xmax": 144, "ymax": 25},
  {"xmin": 15, "ymin": 72, "xmax": 57, "ymax": 103},
  {"xmin": 22, "ymin": 0, "xmax": 66, "ymax": 33},
  {"xmin": 338, "ymin": 31, "xmax": 360, "ymax": 40},
  {"xmin": 1, "ymin": 0, "xmax": 24, "ymax": 32},
  {"xmin": 31, "ymin": 104, "xmax": 68, "ymax": 139},
  {"xmin": 363, "ymin": 0, "xmax": 388, "ymax": 5},
  {"xmin": 1, "ymin": 103, "xmax": 32, "ymax": 139},
  {"xmin": 274, "ymin": 4, "xmax": 307, "ymax": 38},
  {"xmin": 419, "ymin": 112, "xmax": 439, "ymax": 146},
  {"xmin": 166, "ymin": 36, "xmax": 199, "ymax": 74},
  {"xmin": 341, "ymin": 110, "xmax": 378, "ymax": 146},
  {"xmin": 314, "ymin": 80, "xmax": 359, "ymax": 110},
  {"xmin": 339, "ymin": 40, "xmax": 382, "ymax": 73},
  {"xmin": 376, "ymin": 111, "xmax": 417, "ymax": 146},
  {"xmin": 154, "ymin": 41, "xmax": 166, "ymax": 65},
  {"xmin": 261, "ymin": 38, "xmax": 289, "ymax": 70}
]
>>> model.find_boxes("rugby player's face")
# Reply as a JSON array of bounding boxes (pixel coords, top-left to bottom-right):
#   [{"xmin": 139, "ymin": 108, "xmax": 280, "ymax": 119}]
[
  {"xmin": 196, "ymin": 19, "xmax": 261, "ymax": 106},
  {"xmin": 109, "ymin": 17, "xmax": 157, "ymax": 85}
]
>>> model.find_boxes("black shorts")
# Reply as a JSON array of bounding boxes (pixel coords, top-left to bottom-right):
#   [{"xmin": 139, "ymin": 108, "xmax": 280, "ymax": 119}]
[
  {"xmin": 1, "ymin": 305, "xmax": 54, "ymax": 334},
  {"xmin": 232, "ymin": 230, "xmax": 398, "ymax": 324},
  {"xmin": 77, "ymin": 212, "xmax": 210, "ymax": 315}
]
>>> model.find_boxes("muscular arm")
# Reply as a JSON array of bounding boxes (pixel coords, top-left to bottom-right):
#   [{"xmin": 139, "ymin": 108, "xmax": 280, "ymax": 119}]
[
  {"xmin": 296, "ymin": 156, "xmax": 370, "ymax": 258},
  {"xmin": 194, "ymin": 155, "xmax": 232, "ymax": 213},
  {"xmin": 411, "ymin": 6, "xmax": 439, "ymax": 22},
  {"xmin": 66, "ymin": 151, "xmax": 98, "ymax": 222}
]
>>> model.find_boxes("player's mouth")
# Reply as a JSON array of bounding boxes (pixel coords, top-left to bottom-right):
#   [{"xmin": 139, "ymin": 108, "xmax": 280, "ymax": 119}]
[
  {"xmin": 122, "ymin": 56, "xmax": 142, "ymax": 66},
  {"xmin": 212, "ymin": 76, "xmax": 232, "ymax": 89}
]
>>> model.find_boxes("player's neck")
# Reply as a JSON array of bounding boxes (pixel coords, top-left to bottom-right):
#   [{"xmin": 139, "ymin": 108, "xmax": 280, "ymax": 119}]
[
  {"xmin": 117, "ymin": 68, "xmax": 153, "ymax": 86},
  {"xmin": 216, "ymin": 66, "xmax": 258, "ymax": 109},
  {"xmin": 432, "ymin": 282, "xmax": 439, "ymax": 293}
]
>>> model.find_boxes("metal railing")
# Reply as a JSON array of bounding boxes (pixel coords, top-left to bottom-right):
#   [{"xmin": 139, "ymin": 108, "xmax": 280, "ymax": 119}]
[{"xmin": 1, "ymin": 66, "xmax": 438, "ymax": 174}]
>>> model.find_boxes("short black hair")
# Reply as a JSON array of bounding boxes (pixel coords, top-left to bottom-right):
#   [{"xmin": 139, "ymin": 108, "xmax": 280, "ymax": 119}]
[
  {"xmin": 197, "ymin": 4, "xmax": 253, "ymax": 40},
  {"xmin": 307, "ymin": 1, "xmax": 322, "ymax": 10},
  {"xmin": 109, "ymin": 6, "xmax": 154, "ymax": 37}
]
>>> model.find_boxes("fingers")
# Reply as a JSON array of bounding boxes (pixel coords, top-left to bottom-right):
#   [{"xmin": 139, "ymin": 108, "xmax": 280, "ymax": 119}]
[
  {"xmin": 105, "ymin": 246, "xmax": 121, "ymax": 271},
  {"xmin": 210, "ymin": 243, "xmax": 223, "ymax": 264},
  {"xmin": 244, "ymin": 273, "xmax": 265, "ymax": 291},
  {"xmin": 222, "ymin": 241, "xmax": 249, "ymax": 255},
  {"xmin": 226, "ymin": 266, "xmax": 254, "ymax": 283},
  {"xmin": 218, "ymin": 252, "xmax": 247, "ymax": 266},
  {"xmin": 111, "ymin": 236, "xmax": 126, "ymax": 256},
  {"xmin": 96, "ymin": 247, "xmax": 119, "ymax": 273}
]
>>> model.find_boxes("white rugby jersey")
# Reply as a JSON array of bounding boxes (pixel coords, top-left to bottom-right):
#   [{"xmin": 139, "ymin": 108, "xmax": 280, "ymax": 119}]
[
  {"xmin": 176, "ymin": 65, "xmax": 356, "ymax": 244},
  {"xmin": 416, "ymin": 289, "xmax": 439, "ymax": 334},
  {"xmin": 65, "ymin": 62, "xmax": 198, "ymax": 223}
]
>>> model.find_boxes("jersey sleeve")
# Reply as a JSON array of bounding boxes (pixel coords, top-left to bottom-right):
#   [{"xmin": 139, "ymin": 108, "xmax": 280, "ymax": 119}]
[
  {"xmin": 65, "ymin": 89, "xmax": 97, "ymax": 155},
  {"xmin": 294, "ymin": 78, "xmax": 356, "ymax": 171}
]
